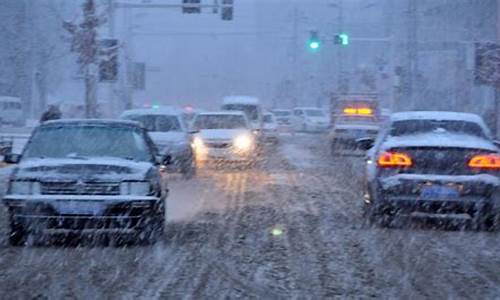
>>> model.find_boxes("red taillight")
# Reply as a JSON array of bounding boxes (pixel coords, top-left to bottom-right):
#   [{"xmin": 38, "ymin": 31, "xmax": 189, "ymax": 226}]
[
  {"xmin": 377, "ymin": 151, "xmax": 412, "ymax": 168},
  {"xmin": 468, "ymin": 154, "xmax": 500, "ymax": 169}
]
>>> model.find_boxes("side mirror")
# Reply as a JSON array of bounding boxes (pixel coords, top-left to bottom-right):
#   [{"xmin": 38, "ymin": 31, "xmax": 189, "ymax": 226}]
[
  {"xmin": 162, "ymin": 154, "xmax": 172, "ymax": 166},
  {"xmin": 356, "ymin": 137, "xmax": 375, "ymax": 151},
  {"xmin": 4, "ymin": 153, "xmax": 21, "ymax": 164}
]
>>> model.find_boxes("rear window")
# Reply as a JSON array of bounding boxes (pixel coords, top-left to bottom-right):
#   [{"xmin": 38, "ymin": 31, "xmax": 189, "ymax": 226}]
[
  {"xmin": 390, "ymin": 119, "xmax": 486, "ymax": 138},
  {"xmin": 124, "ymin": 115, "xmax": 182, "ymax": 132}
]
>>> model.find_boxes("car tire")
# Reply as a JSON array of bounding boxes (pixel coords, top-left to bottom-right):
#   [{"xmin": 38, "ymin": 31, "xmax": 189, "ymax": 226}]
[
  {"xmin": 8, "ymin": 225, "xmax": 26, "ymax": 246},
  {"xmin": 139, "ymin": 215, "xmax": 165, "ymax": 245},
  {"xmin": 181, "ymin": 157, "xmax": 196, "ymax": 179}
]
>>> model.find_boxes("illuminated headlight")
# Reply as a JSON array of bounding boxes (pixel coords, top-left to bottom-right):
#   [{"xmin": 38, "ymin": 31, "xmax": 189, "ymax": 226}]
[
  {"xmin": 120, "ymin": 181, "xmax": 151, "ymax": 196},
  {"xmin": 9, "ymin": 181, "xmax": 41, "ymax": 195},
  {"xmin": 233, "ymin": 134, "xmax": 253, "ymax": 151},
  {"xmin": 192, "ymin": 136, "xmax": 205, "ymax": 149}
]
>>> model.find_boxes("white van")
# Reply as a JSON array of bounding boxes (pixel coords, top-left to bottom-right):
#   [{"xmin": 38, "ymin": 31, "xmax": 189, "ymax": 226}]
[
  {"xmin": 0, "ymin": 96, "xmax": 24, "ymax": 126},
  {"xmin": 221, "ymin": 96, "xmax": 264, "ymax": 131}
]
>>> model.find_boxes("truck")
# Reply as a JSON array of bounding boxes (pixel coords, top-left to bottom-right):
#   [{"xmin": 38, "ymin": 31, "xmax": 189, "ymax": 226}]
[{"xmin": 329, "ymin": 93, "xmax": 383, "ymax": 156}]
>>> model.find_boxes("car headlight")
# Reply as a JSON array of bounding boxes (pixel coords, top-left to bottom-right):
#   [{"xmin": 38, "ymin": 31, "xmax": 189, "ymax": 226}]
[
  {"xmin": 9, "ymin": 181, "xmax": 41, "ymax": 195},
  {"xmin": 192, "ymin": 136, "xmax": 205, "ymax": 149},
  {"xmin": 233, "ymin": 134, "xmax": 253, "ymax": 151},
  {"xmin": 120, "ymin": 181, "xmax": 151, "ymax": 196}
]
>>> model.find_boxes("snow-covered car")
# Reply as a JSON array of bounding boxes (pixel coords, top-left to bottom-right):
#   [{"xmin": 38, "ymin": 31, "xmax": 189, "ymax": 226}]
[
  {"xmin": 292, "ymin": 107, "xmax": 330, "ymax": 132},
  {"xmin": 271, "ymin": 109, "xmax": 292, "ymax": 126},
  {"xmin": 191, "ymin": 111, "xmax": 257, "ymax": 163},
  {"xmin": 262, "ymin": 112, "xmax": 279, "ymax": 144},
  {"xmin": 121, "ymin": 108, "xmax": 196, "ymax": 178},
  {"xmin": 360, "ymin": 111, "xmax": 500, "ymax": 229},
  {"xmin": 2, "ymin": 119, "xmax": 168, "ymax": 245}
]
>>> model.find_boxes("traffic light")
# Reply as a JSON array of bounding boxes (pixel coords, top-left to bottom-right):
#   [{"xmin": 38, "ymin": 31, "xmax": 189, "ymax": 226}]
[
  {"xmin": 307, "ymin": 31, "xmax": 321, "ymax": 52},
  {"xmin": 99, "ymin": 39, "xmax": 118, "ymax": 82},
  {"xmin": 221, "ymin": 0, "xmax": 233, "ymax": 21},
  {"xmin": 334, "ymin": 33, "xmax": 349, "ymax": 46},
  {"xmin": 182, "ymin": 0, "xmax": 201, "ymax": 14}
]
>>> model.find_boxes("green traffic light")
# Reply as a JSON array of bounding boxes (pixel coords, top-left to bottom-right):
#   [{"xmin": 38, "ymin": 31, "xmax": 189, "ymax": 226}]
[
  {"xmin": 309, "ymin": 41, "xmax": 320, "ymax": 50},
  {"xmin": 339, "ymin": 33, "xmax": 349, "ymax": 45}
]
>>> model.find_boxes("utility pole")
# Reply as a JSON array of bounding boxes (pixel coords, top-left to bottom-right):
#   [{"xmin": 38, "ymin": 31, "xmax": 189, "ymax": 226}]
[
  {"xmin": 407, "ymin": 0, "xmax": 418, "ymax": 109},
  {"xmin": 337, "ymin": 0, "xmax": 347, "ymax": 94},
  {"xmin": 291, "ymin": 5, "xmax": 298, "ymax": 108}
]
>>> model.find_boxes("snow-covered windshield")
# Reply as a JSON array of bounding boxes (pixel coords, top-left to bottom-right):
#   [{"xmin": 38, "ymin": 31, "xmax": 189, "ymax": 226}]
[
  {"xmin": 263, "ymin": 114, "xmax": 274, "ymax": 123},
  {"xmin": 222, "ymin": 104, "xmax": 258, "ymax": 121},
  {"xmin": 23, "ymin": 126, "xmax": 153, "ymax": 162},
  {"xmin": 124, "ymin": 115, "xmax": 182, "ymax": 132},
  {"xmin": 273, "ymin": 110, "xmax": 291, "ymax": 117},
  {"xmin": 390, "ymin": 120, "xmax": 486, "ymax": 138},
  {"xmin": 194, "ymin": 115, "xmax": 247, "ymax": 130},
  {"xmin": 305, "ymin": 109, "xmax": 325, "ymax": 117}
]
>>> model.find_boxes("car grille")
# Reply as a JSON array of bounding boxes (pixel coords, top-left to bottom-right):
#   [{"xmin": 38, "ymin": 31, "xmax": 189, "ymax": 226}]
[
  {"xmin": 205, "ymin": 141, "xmax": 232, "ymax": 148},
  {"xmin": 41, "ymin": 181, "xmax": 121, "ymax": 196}
]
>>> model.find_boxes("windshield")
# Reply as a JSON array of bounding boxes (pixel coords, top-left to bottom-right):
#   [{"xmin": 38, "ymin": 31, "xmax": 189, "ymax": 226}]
[
  {"xmin": 390, "ymin": 120, "xmax": 486, "ymax": 138},
  {"xmin": 263, "ymin": 114, "xmax": 274, "ymax": 123},
  {"xmin": 124, "ymin": 115, "xmax": 182, "ymax": 132},
  {"xmin": 273, "ymin": 110, "xmax": 291, "ymax": 117},
  {"xmin": 304, "ymin": 109, "xmax": 325, "ymax": 117},
  {"xmin": 222, "ymin": 104, "xmax": 258, "ymax": 121},
  {"xmin": 23, "ymin": 126, "xmax": 154, "ymax": 162},
  {"xmin": 194, "ymin": 115, "xmax": 247, "ymax": 129}
]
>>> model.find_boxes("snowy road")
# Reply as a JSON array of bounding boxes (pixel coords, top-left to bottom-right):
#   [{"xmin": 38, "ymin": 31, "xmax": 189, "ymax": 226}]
[{"xmin": 0, "ymin": 134, "xmax": 499, "ymax": 298}]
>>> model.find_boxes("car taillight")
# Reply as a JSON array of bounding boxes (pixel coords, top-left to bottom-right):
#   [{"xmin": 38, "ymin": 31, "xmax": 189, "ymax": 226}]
[
  {"xmin": 468, "ymin": 154, "xmax": 500, "ymax": 169},
  {"xmin": 377, "ymin": 151, "xmax": 412, "ymax": 168}
]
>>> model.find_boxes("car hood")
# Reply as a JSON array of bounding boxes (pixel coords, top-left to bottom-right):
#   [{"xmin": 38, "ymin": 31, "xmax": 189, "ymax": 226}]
[
  {"xmin": 198, "ymin": 129, "xmax": 250, "ymax": 141},
  {"xmin": 149, "ymin": 131, "xmax": 187, "ymax": 145},
  {"xmin": 12, "ymin": 158, "xmax": 154, "ymax": 182}
]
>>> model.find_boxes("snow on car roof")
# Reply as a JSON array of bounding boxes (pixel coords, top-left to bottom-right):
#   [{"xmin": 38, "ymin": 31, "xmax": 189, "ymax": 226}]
[
  {"xmin": 121, "ymin": 107, "xmax": 183, "ymax": 117},
  {"xmin": 391, "ymin": 111, "xmax": 484, "ymax": 124},
  {"xmin": 294, "ymin": 107, "xmax": 323, "ymax": 110},
  {"xmin": 42, "ymin": 119, "xmax": 140, "ymax": 127},
  {"xmin": 382, "ymin": 132, "xmax": 498, "ymax": 152},
  {"xmin": 198, "ymin": 111, "xmax": 246, "ymax": 116},
  {"xmin": 222, "ymin": 96, "xmax": 260, "ymax": 105}
]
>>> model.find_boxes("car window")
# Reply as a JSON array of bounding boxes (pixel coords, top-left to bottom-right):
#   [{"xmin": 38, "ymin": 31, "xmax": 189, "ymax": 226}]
[
  {"xmin": 194, "ymin": 115, "xmax": 247, "ymax": 129},
  {"xmin": 125, "ymin": 115, "xmax": 182, "ymax": 132},
  {"xmin": 23, "ymin": 125, "xmax": 154, "ymax": 162},
  {"xmin": 390, "ymin": 120, "xmax": 486, "ymax": 138}
]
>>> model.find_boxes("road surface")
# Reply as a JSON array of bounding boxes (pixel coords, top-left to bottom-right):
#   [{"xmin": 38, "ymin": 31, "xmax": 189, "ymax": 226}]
[{"xmin": 0, "ymin": 134, "xmax": 499, "ymax": 299}]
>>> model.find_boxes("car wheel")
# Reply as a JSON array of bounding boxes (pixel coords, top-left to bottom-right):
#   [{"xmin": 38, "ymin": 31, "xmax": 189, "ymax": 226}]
[
  {"xmin": 181, "ymin": 157, "xmax": 196, "ymax": 179},
  {"xmin": 8, "ymin": 225, "xmax": 26, "ymax": 246},
  {"xmin": 139, "ymin": 216, "xmax": 165, "ymax": 245}
]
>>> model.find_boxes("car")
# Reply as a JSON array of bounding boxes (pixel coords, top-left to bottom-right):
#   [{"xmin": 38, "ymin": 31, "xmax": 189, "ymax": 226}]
[
  {"xmin": 292, "ymin": 107, "xmax": 330, "ymax": 132},
  {"xmin": 191, "ymin": 111, "xmax": 257, "ymax": 163},
  {"xmin": 330, "ymin": 98, "xmax": 381, "ymax": 155},
  {"xmin": 0, "ymin": 96, "xmax": 24, "ymax": 127},
  {"xmin": 271, "ymin": 109, "xmax": 292, "ymax": 126},
  {"xmin": 221, "ymin": 96, "xmax": 264, "ymax": 131},
  {"xmin": 262, "ymin": 112, "xmax": 279, "ymax": 144},
  {"xmin": 121, "ymin": 108, "xmax": 196, "ymax": 178},
  {"xmin": 360, "ymin": 111, "xmax": 500, "ymax": 229},
  {"xmin": 2, "ymin": 119, "xmax": 168, "ymax": 246}
]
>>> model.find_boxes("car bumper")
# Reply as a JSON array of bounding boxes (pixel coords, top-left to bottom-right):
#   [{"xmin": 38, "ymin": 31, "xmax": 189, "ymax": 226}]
[
  {"xmin": 3, "ymin": 195, "xmax": 163, "ymax": 233},
  {"xmin": 196, "ymin": 147, "xmax": 254, "ymax": 162},
  {"xmin": 373, "ymin": 175, "xmax": 500, "ymax": 217}
]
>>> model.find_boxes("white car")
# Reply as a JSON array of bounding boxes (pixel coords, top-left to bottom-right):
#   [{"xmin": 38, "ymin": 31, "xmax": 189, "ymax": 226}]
[
  {"xmin": 0, "ymin": 96, "xmax": 24, "ymax": 126},
  {"xmin": 191, "ymin": 111, "xmax": 257, "ymax": 162},
  {"xmin": 120, "ymin": 108, "xmax": 196, "ymax": 178},
  {"xmin": 263, "ymin": 112, "xmax": 279, "ymax": 143},
  {"xmin": 292, "ymin": 107, "xmax": 330, "ymax": 132}
]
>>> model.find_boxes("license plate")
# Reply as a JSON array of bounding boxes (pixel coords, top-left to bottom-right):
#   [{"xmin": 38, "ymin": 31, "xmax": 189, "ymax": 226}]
[
  {"xmin": 54, "ymin": 201, "xmax": 104, "ymax": 215},
  {"xmin": 420, "ymin": 185, "xmax": 459, "ymax": 200}
]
